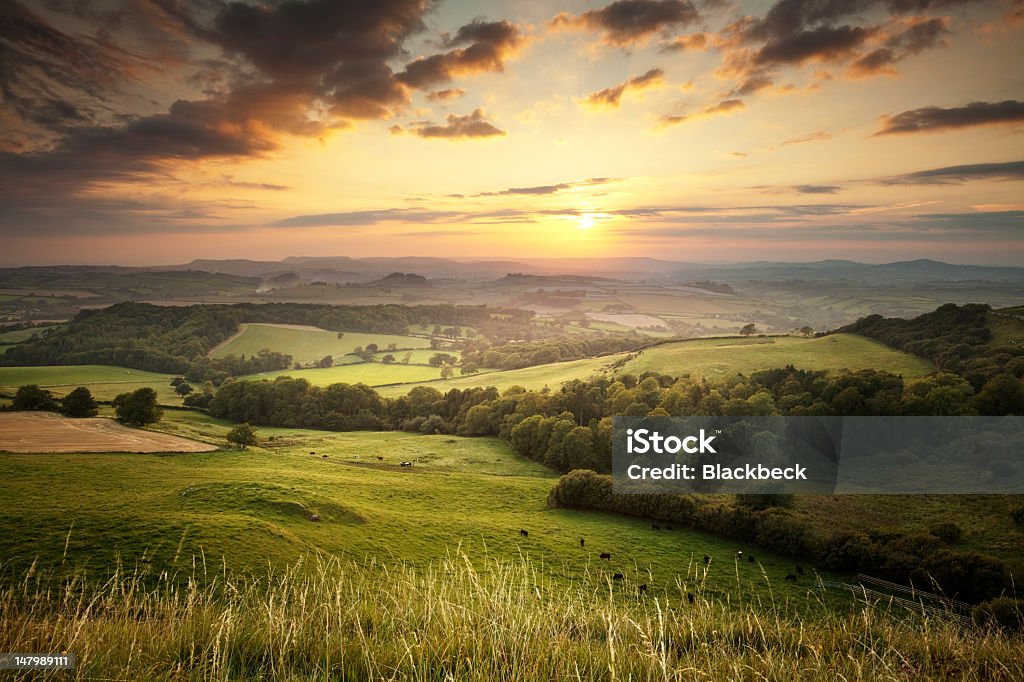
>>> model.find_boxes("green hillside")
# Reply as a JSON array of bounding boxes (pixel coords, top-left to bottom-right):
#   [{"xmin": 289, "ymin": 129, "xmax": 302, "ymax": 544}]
[
  {"xmin": 0, "ymin": 410, "xmax": 819, "ymax": 606},
  {"xmin": 378, "ymin": 333, "xmax": 934, "ymax": 397},
  {"xmin": 620, "ymin": 333, "xmax": 934, "ymax": 380},
  {"xmin": 0, "ymin": 365, "xmax": 176, "ymax": 403},
  {"xmin": 211, "ymin": 323, "xmax": 433, "ymax": 366},
  {"xmin": 251, "ymin": 362, "xmax": 452, "ymax": 386}
]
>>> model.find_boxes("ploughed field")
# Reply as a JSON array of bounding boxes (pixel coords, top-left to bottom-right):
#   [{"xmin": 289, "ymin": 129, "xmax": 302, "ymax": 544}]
[{"xmin": 0, "ymin": 412, "xmax": 218, "ymax": 453}]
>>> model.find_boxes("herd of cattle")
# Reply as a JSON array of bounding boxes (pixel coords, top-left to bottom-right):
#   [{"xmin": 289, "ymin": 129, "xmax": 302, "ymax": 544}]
[
  {"xmin": 518, "ymin": 527, "xmax": 811, "ymax": 596},
  {"xmin": 308, "ymin": 451, "xmax": 810, "ymax": 593}
]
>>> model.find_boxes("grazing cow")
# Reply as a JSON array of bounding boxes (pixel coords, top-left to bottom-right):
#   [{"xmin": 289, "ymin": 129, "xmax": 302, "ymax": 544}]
[
  {"xmin": 322, "ymin": 454, "xmax": 328, "ymax": 459},
  {"xmin": 687, "ymin": 592, "xmax": 695, "ymax": 604},
  {"xmin": 599, "ymin": 552, "xmax": 611, "ymax": 560},
  {"xmin": 736, "ymin": 551, "xmax": 743, "ymax": 560},
  {"xmin": 520, "ymin": 529, "xmax": 528, "ymax": 537},
  {"xmin": 785, "ymin": 574, "xmax": 797, "ymax": 582},
  {"xmin": 377, "ymin": 456, "xmax": 384, "ymax": 461},
  {"xmin": 651, "ymin": 524, "xmax": 661, "ymax": 531},
  {"xmin": 703, "ymin": 554, "xmax": 710, "ymax": 565},
  {"xmin": 613, "ymin": 573, "xmax": 624, "ymax": 581},
  {"xmin": 748, "ymin": 555, "xmax": 755, "ymax": 563},
  {"xmin": 400, "ymin": 461, "xmax": 412, "ymax": 467},
  {"xmin": 310, "ymin": 451, "xmax": 315, "ymax": 455},
  {"xmin": 580, "ymin": 537, "xmax": 585, "ymax": 547},
  {"xmin": 638, "ymin": 584, "xmax": 647, "ymax": 594},
  {"xmin": 796, "ymin": 565, "xmax": 805, "ymax": 576}
]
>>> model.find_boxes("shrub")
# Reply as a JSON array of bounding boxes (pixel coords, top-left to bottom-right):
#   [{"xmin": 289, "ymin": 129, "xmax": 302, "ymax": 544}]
[
  {"xmin": 928, "ymin": 521, "xmax": 963, "ymax": 544},
  {"xmin": 973, "ymin": 597, "xmax": 1023, "ymax": 632},
  {"xmin": 61, "ymin": 386, "xmax": 99, "ymax": 418},
  {"xmin": 226, "ymin": 423, "xmax": 258, "ymax": 450}
]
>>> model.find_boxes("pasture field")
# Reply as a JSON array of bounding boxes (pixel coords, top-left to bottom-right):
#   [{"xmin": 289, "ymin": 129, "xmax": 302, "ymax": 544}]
[
  {"xmin": 0, "ymin": 324, "xmax": 58, "ymax": 344},
  {"xmin": 0, "ymin": 412, "xmax": 218, "ymax": 453},
  {"xmin": 620, "ymin": 333, "xmax": 934, "ymax": 380},
  {"xmin": 376, "ymin": 355, "xmax": 617, "ymax": 397},
  {"xmin": 210, "ymin": 323, "xmax": 432, "ymax": 366},
  {"xmin": 0, "ymin": 364, "xmax": 178, "ymax": 403},
  {"xmin": 378, "ymin": 333, "xmax": 934, "ymax": 396},
  {"xmin": 250, "ymin": 361, "xmax": 451, "ymax": 386}
]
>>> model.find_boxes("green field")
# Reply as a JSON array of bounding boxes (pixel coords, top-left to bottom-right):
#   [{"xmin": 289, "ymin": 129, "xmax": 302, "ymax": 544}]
[
  {"xmin": 0, "ymin": 410, "xmax": 821, "ymax": 605},
  {"xmin": 0, "ymin": 324, "xmax": 58, "ymax": 344},
  {"xmin": 211, "ymin": 323, "xmax": 432, "ymax": 365},
  {"xmin": 250, "ymin": 361, "xmax": 451, "ymax": 386},
  {"xmin": 620, "ymin": 333, "xmax": 935, "ymax": 380},
  {"xmin": 0, "ymin": 365, "xmax": 177, "ymax": 403},
  {"xmin": 378, "ymin": 333, "xmax": 934, "ymax": 397}
]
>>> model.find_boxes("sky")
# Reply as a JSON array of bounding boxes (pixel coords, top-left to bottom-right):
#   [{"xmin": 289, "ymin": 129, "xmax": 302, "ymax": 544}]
[{"xmin": 0, "ymin": 0, "xmax": 1022, "ymax": 266}]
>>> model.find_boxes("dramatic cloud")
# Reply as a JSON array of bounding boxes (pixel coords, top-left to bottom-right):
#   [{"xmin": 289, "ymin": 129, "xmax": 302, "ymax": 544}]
[
  {"xmin": 582, "ymin": 68, "xmax": 665, "ymax": 108},
  {"xmin": 660, "ymin": 98, "xmax": 744, "ymax": 126},
  {"xmin": 551, "ymin": 0, "xmax": 700, "ymax": 46},
  {"xmin": 410, "ymin": 109, "xmax": 506, "ymax": 139},
  {"xmin": 397, "ymin": 20, "xmax": 524, "ymax": 89},
  {"xmin": 880, "ymin": 160, "xmax": 1024, "ymax": 184},
  {"xmin": 874, "ymin": 100, "xmax": 1024, "ymax": 135},
  {"xmin": 715, "ymin": 0, "xmax": 980, "ymax": 99}
]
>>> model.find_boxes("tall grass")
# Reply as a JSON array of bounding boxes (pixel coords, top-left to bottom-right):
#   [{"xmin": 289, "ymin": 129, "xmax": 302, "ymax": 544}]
[{"xmin": 1, "ymin": 552, "xmax": 1020, "ymax": 681}]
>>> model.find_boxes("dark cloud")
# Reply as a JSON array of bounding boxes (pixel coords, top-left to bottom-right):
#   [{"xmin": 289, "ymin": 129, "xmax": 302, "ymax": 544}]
[
  {"xmin": 717, "ymin": 0, "xmax": 980, "ymax": 98},
  {"xmin": 880, "ymin": 160, "xmax": 1024, "ymax": 184},
  {"xmin": 397, "ymin": 20, "xmax": 523, "ymax": 89},
  {"xmin": 582, "ymin": 68, "xmax": 665, "ymax": 108},
  {"xmin": 874, "ymin": 100, "xmax": 1024, "ymax": 135},
  {"xmin": 661, "ymin": 98, "xmax": 744, "ymax": 126},
  {"xmin": 270, "ymin": 208, "xmax": 462, "ymax": 228},
  {"xmin": 410, "ymin": 109, "xmax": 506, "ymax": 139},
  {"xmin": 551, "ymin": 0, "xmax": 701, "ymax": 46}
]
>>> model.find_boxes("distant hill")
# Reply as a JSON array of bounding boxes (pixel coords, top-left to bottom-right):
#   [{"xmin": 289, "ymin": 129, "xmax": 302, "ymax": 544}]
[{"xmin": 368, "ymin": 272, "xmax": 430, "ymax": 287}]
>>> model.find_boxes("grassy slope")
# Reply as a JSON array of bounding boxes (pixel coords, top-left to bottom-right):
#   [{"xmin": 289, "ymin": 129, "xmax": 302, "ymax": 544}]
[
  {"xmin": 0, "ymin": 325, "xmax": 59, "ymax": 344},
  {"xmin": 0, "ymin": 365, "xmax": 177, "ymax": 403},
  {"xmin": 378, "ymin": 333, "xmax": 934, "ymax": 397},
  {"xmin": 0, "ymin": 411, "xmax": 825, "ymax": 607},
  {"xmin": 211, "ymin": 323, "xmax": 433, "ymax": 365},
  {"xmin": 249, "ymin": 362, "xmax": 449, "ymax": 386}
]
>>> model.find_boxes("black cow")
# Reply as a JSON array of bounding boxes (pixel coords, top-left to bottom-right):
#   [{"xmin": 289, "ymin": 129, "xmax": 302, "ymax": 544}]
[
  {"xmin": 519, "ymin": 529, "xmax": 528, "ymax": 537},
  {"xmin": 703, "ymin": 554, "xmax": 710, "ymax": 565},
  {"xmin": 580, "ymin": 537, "xmax": 585, "ymax": 547},
  {"xmin": 310, "ymin": 451, "xmax": 315, "ymax": 455},
  {"xmin": 322, "ymin": 454, "xmax": 328, "ymax": 459},
  {"xmin": 377, "ymin": 456, "xmax": 384, "ymax": 461},
  {"xmin": 599, "ymin": 552, "xmax": 611, "ymax": 560},
  {"xmin": 687, "ymin": 592, "xmax": 695, "ymax": 604},
  {"xmin": 796, "ymin": 565, "xmax": 805, "ymax": 576},
  {"xmin": 612, "ymin": 573, "xmax": 624, "ymax": 581},
  {"xmin": 748, "ymin": 555, "xmax": 755, "ymax": 563},
  {"xmin": 785, "ymin": 574, "xmax": 797, "ymax": 582},
  {"xmin": 638, "ymin": 584, "xmax": 647, "ymax": 594}
]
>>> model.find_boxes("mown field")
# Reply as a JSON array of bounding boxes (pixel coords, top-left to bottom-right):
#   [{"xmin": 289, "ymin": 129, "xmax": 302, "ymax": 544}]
[
  {"xmin": 0, "ymin": 365, "xmax": 177, "ymax": 403},
  {"xmin": 210, "ymin": 323, "xmax": 434, "ymax": 366}
]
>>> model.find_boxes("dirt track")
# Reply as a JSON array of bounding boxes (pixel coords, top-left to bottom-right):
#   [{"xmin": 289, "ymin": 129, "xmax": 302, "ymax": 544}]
[{"xmin": 0, "ymin": 412, "xmax": 219, "ymax": 453}]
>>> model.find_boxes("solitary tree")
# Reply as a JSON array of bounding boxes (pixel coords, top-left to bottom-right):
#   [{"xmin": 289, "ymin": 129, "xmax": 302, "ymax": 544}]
[
  {"xmin": 62, "ymin": 386, "xmax": 99, "ymax": 417},
  {"xmin": 113, "ymin": 388, "xmax": 162, "ymax": 426},
  {"xmin": 226, "ymin": 423, "xmax": 258, "ymax": 449},
  {"xmin": 440, "ymin": 363, "xmax": 455, "ymax": 379},
  {"xmin": 740, "ymin": 323, "xmax": 757, "ymax": 336},
  {"xmin": 382, "ymin": 354, "xmax": 395, "ymax": 363},
  {"xmin": 175, "ymin": 382, "xmax": 194, "ymax": 397},
  {"xmin": 460, "ymin": 362, "xmax": 480, "ymax": 375},
  {"xmin": 318, "ymin": 355, "xmax": 334, "ymax": 368},
  {"xmin": 13, "ymin": 385, "xmax": 58, "ymax": 411}
]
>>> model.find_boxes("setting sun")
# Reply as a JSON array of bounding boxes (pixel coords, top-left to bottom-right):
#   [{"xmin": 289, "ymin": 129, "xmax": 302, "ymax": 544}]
[{"xmin": 577, "ymin": 213, "xmax": 596, "ymax": 230}]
